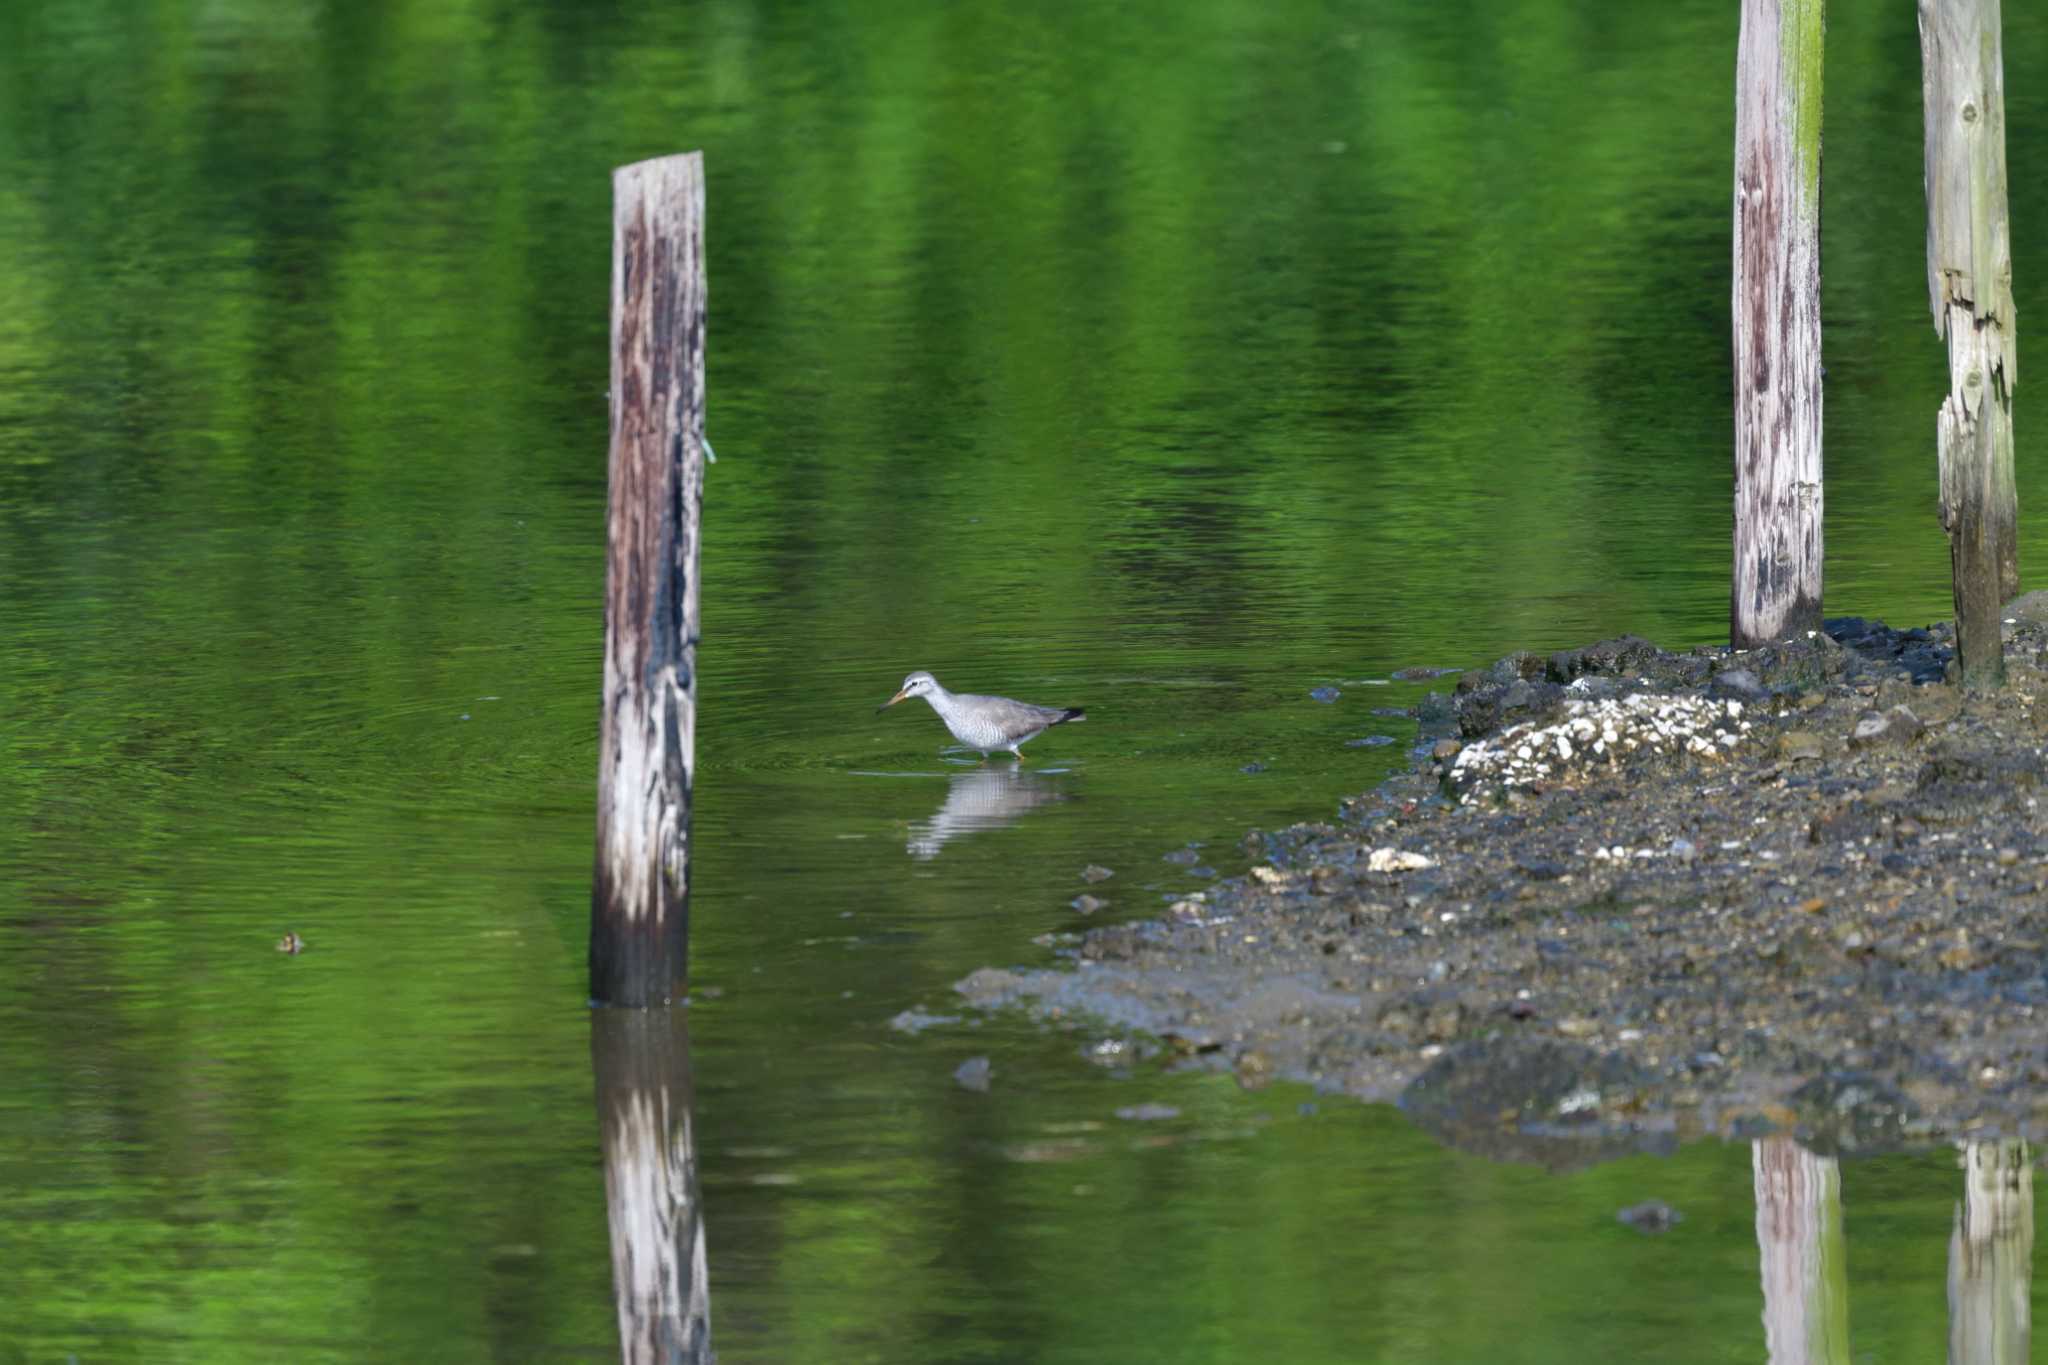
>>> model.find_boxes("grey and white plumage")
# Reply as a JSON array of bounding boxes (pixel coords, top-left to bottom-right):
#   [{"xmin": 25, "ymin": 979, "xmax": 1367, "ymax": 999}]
[{"xmin": 877, "ymin": 670, "xmax": 1085, "ymax": 758}]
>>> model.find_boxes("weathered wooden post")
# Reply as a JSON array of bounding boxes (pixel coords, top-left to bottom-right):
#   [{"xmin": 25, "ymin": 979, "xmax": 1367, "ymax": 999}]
[
  {"xmin": 1732, "ymin": 0, "xmax": 1826, "ymax": 648},
  {"xmin": 593, "ymin": 153, "xmax": 706, "ymax": 1006},
  {"xmin": 1754, "ymin": 1137, "xmax": 1852, "ymax": 1363},
  {"xmin": 1921, "ymin": 0, "xmax": 2018, "ymax": 689}
]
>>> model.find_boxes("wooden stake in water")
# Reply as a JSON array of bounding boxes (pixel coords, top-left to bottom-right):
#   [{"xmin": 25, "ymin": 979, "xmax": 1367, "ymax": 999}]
[
  {"xmin": 1731, "ymin": 0, "xmax": 1826, "ymax": 649},
  {"xmin": 1921, "ymin": 0, "xmax": 2018, "ymax": 689},
  {"xmin": 593, "ymin": 153, "xmax": 706, "ymax": 1006}
]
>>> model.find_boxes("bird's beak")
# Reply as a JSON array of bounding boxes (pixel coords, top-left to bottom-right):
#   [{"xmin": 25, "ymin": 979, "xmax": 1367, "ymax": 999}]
[{"xmin": 876, "ymin": 688, "xmax": 910, "ymax": 714}]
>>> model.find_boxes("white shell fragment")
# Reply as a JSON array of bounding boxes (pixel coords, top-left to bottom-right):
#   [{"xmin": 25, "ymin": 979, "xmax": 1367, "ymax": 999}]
[
  {"xmin": 1367, "ymin": 847, "xmax": 1436, "ymax": 873},
  {"xmin": 1449, "ymin": 693, "xmax": 1752, "ymax": 802}
]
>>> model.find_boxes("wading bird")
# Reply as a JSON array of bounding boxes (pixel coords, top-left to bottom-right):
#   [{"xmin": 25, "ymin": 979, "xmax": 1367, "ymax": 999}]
[{"xmin": 877, "ymin": 671, "xmax": 1085, "ymax": 760}]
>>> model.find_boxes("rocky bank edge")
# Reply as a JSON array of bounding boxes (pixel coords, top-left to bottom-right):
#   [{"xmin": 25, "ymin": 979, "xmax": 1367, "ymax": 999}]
[{"xmin": 953, "ymin": 604, "xmax": 2048, "ymax": 1167}]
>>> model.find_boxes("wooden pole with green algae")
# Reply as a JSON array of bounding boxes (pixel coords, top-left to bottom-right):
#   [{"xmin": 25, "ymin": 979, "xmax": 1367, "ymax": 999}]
[
  {"xmin": 1731, "ymin": 0, "xmax": 1826, "ymax": 649},
  {"xmin": 1921, "ymin": 0, "xmax": 2018, "ymax": 690}
]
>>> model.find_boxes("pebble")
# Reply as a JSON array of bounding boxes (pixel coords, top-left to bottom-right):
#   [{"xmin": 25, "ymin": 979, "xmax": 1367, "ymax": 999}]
[
  {"xmin": 1071, "ymin": 894, "xmax": 1107, "ymax": 915},
  {"xmin": 1347, "ymin": 735, "xmax": 1398, "ymax": 747},
  {"xmin": 1081, "ymin": 865, "xmax": 1114, "ymax": 883},
  {"xmin": 1778, "ymin": 730, "xmax": 1826, "ymax": 761},
  {"xmin": 954, "ymin": 1057, "xmax": 992, "ymax": 1092},
  {"xmin": 1849, "ymin": 706, "xmax": 1925, "ymax": 748},
  {"xmin": 1309, "ymin": 687, "xmax": 1341, "ymax": 703},
  {"xmin": 1367, "ymin": 848, "xmax": 1435, "ymax": 873}
]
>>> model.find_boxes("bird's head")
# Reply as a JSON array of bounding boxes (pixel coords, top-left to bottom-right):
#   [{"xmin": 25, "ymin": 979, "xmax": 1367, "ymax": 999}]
[{"xmin": 878, "ymin": 671, "xmax": 938, "ymax": 712}]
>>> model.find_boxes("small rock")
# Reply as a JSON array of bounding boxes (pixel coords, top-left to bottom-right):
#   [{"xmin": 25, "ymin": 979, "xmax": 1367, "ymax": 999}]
[
  {"xmin": 1240, "ymin": 762, "xmax": 1268, "ymax": 774},
  {"xmin": 1778, "ymin": 730, "xmax": 1826, "ymax": 761},
  {"xmin": 1070, "ymin": 894, "xmax": 1107, "ymax": 915},
  {"xmin": 1849, "ymin": 707, "xmax": 1925, "ymax": 748},
  {"xmin": 1668, "ymin": 837, "xmax": 1697, "ymax": 862},
  {"xmin": 1431, "ymin": 739, "xmax": 1463, "ymax": 761},
  {"xmin": 1617, "ymin": 1200, "xmax": 1684, "ymax": 1234},
  {"xmin": 1347, "ymin": 735, "xmax": 1398, "ymax": 747},
  {"xmin": 1370, "ymin": 706, "xmax": 1413, "ymax": 718},
  {"xmin": 1515, "ymin": 857, "xmax": 1568, "ymax": 881},
  {"xmin": 1081, "ymin": 865, "xmax": 1114, "ymax": 883},
  {"xmin": 1162, "ymin": 848, "xmax": 1201, "ymax": 865},
  {"xmin": 1235, "ymin": 1049, "xmax": 1273, "ymax": 1090},
  {"xmin": 1556, "ymin": 1017, "xmax": 1598, "ymax": 1038},
  {"xmin": 1392, "ymin": 666, "xmax": 1461, "ymax": 681},
  {"xmin": 276, "ymin": 932, "xmax": 304, "ymax": 954},
  {"xmin": 1368, "ymin": 847, "xmax": 1435, "ymax": 873},
  {"xmin": 1309, "ymin": 686, "xmax": 1341, "ymax": 703},
  {"xmin": 954, "ymin": 1057, "xmax": 992, "ymax": 1092},
  {"xmin": 1998, "ymin": 847, "xmax": 2021, "ymax": 867}
]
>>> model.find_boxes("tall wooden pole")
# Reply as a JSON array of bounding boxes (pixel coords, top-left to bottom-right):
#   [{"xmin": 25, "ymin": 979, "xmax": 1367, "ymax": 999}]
[
  {"xmin": 1732, "ymin": 0, "xmax": 1826, "ymax": 649},
  {"xmin": 593, "ymin": 153, "xmax": 705, "ymax": 1006},
  {"xmin": 1921, "ymin": 0, "xmax": 2018, "ymax": 690}
]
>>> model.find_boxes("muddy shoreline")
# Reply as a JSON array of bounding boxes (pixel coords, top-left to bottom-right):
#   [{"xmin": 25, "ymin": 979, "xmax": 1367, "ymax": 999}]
[{"xmin": 956, "ymin": 607, "xmax": 2048, "ymax": 1166}]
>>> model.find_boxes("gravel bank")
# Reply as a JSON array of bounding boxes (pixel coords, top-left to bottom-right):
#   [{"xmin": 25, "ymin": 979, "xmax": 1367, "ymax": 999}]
[{"xmin": 958, "ymin": 610, "xmax": 2048, "ymax": 1165}]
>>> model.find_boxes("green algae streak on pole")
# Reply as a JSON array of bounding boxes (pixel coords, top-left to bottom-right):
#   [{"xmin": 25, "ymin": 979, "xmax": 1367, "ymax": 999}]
[
  {"xmin": 1732, "ymin": 0, "xmax": 1825, "ymax": 649},
  {"xmin": 1921, "ymin": 0, "xmax": 2018, "ymax": 690},
  {"xmin": 593, "ymin": 153, "xmax": 706, "ymax": 1006}
]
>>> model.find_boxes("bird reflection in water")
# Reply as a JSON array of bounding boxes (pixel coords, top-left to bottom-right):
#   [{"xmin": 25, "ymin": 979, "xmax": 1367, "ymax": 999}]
[{"xmin": 907, "ymin": 763, "xmax": 1070, "ymax": 859}]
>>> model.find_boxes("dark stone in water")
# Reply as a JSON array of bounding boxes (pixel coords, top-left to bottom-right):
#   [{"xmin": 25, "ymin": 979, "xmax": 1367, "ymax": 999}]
[
  {"xmin": 1616, "ymin": 1200, "xmax": 1683, "ymax": 1234},
  {"xmin": 1347, "ymin": 735, "xmax": 1397, "ymax": 747},
  {"xmin": 1309, "ymin": 686, "xmax": 1341, "ymax": 702},
  {"xmin": 1391, "ymin": 666, "xmax": 1462, "ymax": 681},
  {"xmin": 1516, "ymin": 857, "xmax": 1568, "ymax": 881},
  {"xmin": 1241, "ymin": 762, "xmax": 1268, "ymax": 774},
  {"xmin": 1162, "ymin": 848, "xmax": 1202, "ymax": 865},
  {"xmin": 1370, "ymin": 706, "xmax": 1413, "ymax": 718}
]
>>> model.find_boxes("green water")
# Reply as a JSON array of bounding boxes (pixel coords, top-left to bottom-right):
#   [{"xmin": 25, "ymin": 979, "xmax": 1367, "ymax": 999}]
[{"xmin": 3, "ymin": 1, "xmax": 2045, "ymax": 1360}]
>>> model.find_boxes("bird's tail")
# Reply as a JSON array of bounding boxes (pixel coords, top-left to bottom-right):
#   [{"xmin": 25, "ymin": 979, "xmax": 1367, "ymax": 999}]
[{"xmin": 1054, "ymin": 708, "xmax": 1085, "ymax": 725}]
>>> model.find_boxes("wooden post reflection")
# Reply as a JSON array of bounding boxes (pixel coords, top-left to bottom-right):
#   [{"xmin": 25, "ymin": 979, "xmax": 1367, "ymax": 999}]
[
  {"xmin": 1754, "ymin": 1136, "xmax": 1851, "ymax": 1364},
  {"xmin": 1949, "ymin": 1139, "xmax": 2031, "ymax": 1365},
  {"xmin": 592, "ymin": 1006, "xmax": 710, "ymax": 1363}
]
